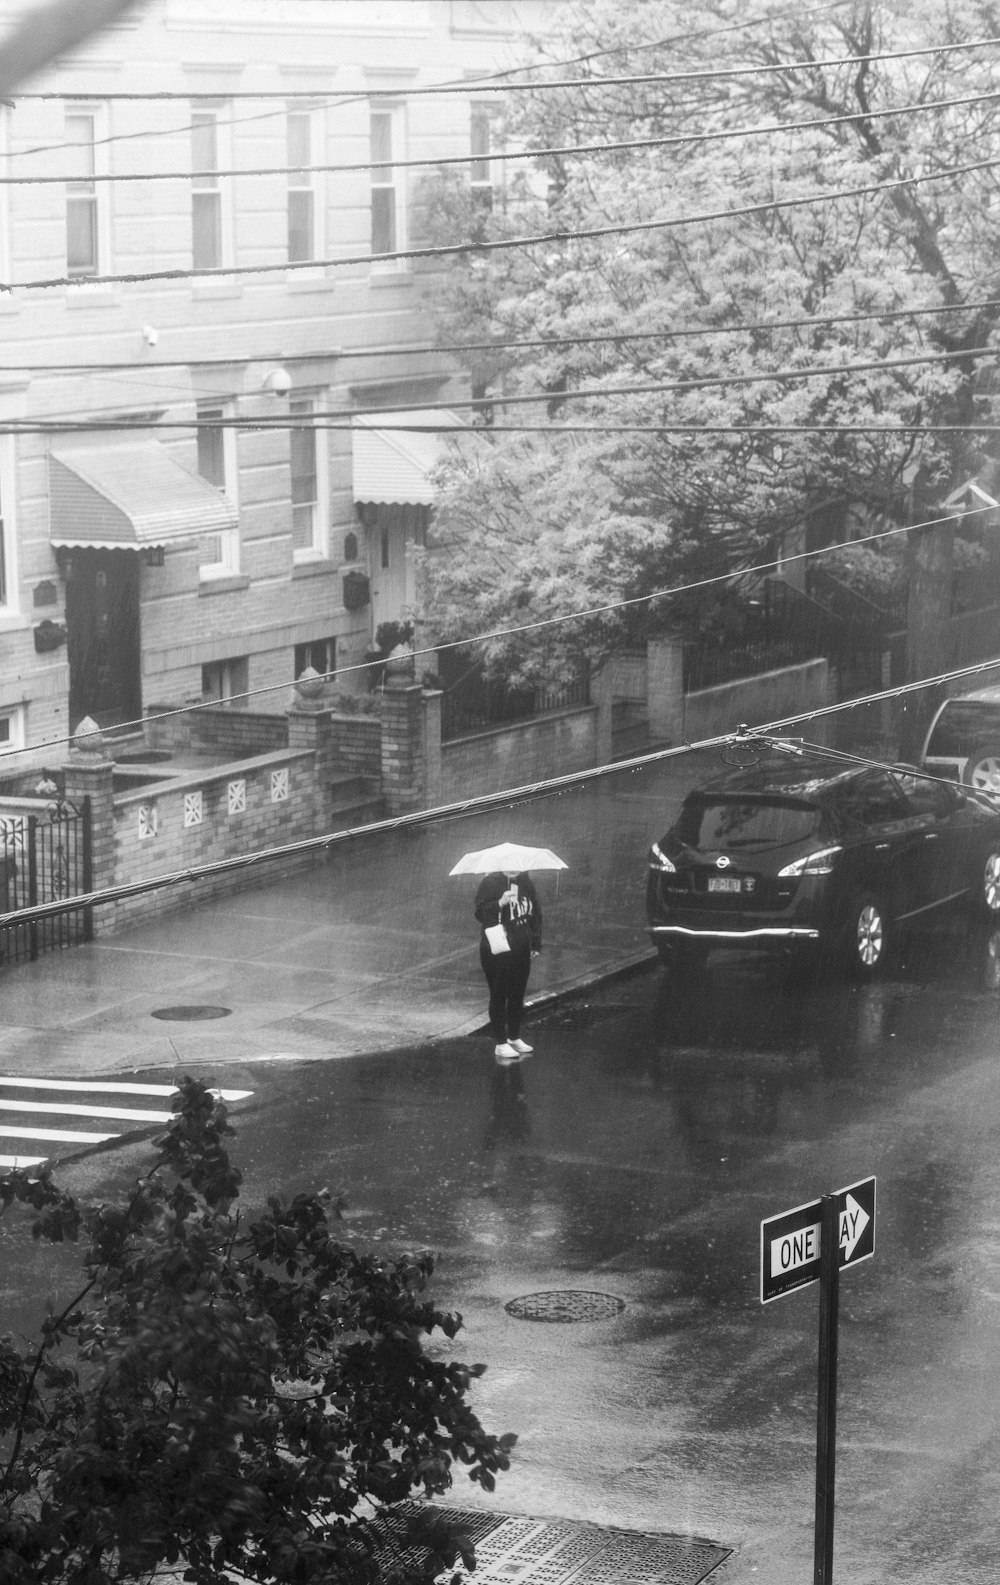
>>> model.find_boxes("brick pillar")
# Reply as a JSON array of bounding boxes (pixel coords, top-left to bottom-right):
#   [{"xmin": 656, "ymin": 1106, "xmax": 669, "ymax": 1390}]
[
  {"xmin": 61, "ymin": 716, "xmax": 116, "ymax": 935},
  {"xmin": 422, "ymin": 688, "xmax": 442, "ymax": 807},
  {"xmin": 647, "ymin": 635, "xmax": 684, "ymax": 745},
  {"xmin": 590, "ymin": 662, "xmax": 614, "ymax": 766},
  {"xmin": 380, "ymin": 680, "xmax": 425, "ymax": 814},
  {"xmin": 287, "ymin": 671, "xmax": 330, "ymax": 831}
]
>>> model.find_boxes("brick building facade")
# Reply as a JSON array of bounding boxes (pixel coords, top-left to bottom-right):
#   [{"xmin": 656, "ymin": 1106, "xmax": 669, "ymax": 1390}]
[{"xmin": 0, "ymin": 0, "xmax": 544, "ymax": 771}]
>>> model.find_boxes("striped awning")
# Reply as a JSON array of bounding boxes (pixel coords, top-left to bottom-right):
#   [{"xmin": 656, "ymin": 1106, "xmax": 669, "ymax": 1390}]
[
  {"xmin": 49, "ymin": 440, "xmax": 237, "ymax": 550},
  {"xmin": 352, "ymin": 408, "xmax": 466, "ymax": 506}
]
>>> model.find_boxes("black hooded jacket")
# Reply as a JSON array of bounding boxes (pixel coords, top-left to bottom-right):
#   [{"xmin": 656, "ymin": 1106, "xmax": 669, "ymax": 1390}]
[{"xmin": 473, "ymin": 871, "xmax": 542, "ymax": 955}]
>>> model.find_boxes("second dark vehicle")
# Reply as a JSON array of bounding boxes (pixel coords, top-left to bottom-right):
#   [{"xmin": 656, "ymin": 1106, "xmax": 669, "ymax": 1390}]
[{"xmin": 646, "ymin": 750, "xmax": 1000, "ymax": 977}]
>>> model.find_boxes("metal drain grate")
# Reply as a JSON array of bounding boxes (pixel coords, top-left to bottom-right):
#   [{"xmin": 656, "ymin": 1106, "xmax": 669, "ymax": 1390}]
[
  {"xmin": 150, "ymin": 1005, "xmax": 233, "ymax": 1021},
  {"xmin": 392, "ymin": 1507, "xmax": 730, "ymax": 1585},
  {"xmin": 505, "ymin": 1290, "xmax": 626, "ymax": 1323}
]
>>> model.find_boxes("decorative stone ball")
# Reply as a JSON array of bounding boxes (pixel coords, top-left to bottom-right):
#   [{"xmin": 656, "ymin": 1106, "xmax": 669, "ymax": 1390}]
[
  {"xmin": 295, "ymin": 665, "xmax": 325, "ymax": 701},
  {"xmin": 385, "ymin": 644, "xmax": 415, "ymax": 679}
]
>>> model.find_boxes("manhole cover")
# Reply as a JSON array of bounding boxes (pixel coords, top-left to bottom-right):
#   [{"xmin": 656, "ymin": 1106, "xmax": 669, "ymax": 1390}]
[
  {"xmin": 505, "ymin": 1289, "xmax": 626, "ymax": 1323},
  {"xmin": 150, "ymin": 1005, "xmax": 233, "ymax": 1021}
]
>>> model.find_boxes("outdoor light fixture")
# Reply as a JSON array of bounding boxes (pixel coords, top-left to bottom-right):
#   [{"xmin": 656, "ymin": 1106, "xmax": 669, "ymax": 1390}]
[
  {"xmin": 141, "ymin": 324, "xmax": 159, "ymax": 347},
  {"xmin": 261, "ymin": 366, "xmax": 292, "ymax": 396}
]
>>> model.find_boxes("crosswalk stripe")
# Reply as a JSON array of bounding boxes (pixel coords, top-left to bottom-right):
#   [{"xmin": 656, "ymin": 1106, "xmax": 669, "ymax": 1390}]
[
  {"xmin": 0, "ymin": 1075, "xmax": 255, "ymax": 1169},
  {"xmin": 0, "ymin": 1100, "xmax": 172, "ymax": 1123},
  {"xmin": 0, "ymin": 1125, "xmax": 119, "ymax": 1142},
  {"xmin": 0, "ymin": 1077, "xmax": 253, "ymax": 1101}
]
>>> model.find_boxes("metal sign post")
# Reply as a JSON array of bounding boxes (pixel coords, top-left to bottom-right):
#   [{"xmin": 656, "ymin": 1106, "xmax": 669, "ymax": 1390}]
[
  {"xmin": 760, "ymin": 1177, "xmax": 876, "ymax": 1585},
  {"xmin": 814, "ymin": 1195, "xmax": 839, "ymax": 1585}
]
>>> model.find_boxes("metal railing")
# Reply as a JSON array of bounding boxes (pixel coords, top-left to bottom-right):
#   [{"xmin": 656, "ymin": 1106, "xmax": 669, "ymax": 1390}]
[{"xmin": 0, "ymin": 797, "xmax": 92, "ymax": 967}]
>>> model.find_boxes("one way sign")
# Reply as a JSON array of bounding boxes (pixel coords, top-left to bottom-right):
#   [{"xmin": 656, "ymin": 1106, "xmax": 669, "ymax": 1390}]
[{"xmin": 760, "ymin": 1176, "xmax": 876, "ymax": 1304}]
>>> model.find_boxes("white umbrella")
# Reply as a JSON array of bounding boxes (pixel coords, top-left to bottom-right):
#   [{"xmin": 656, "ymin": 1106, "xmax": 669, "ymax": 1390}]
[{"xmin": 449, "ymin": 841, "xmax": 568, "ymax": 876}]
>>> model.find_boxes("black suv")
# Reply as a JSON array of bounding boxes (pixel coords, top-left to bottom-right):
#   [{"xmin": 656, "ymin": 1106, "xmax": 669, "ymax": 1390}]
[
  {"xmin": 646, "ymin": 751, "xmax": 1000, "ymax": 977},
  {"xmin": 921, "ymin": 684, "xmax": 1000, "ymax": 793}
]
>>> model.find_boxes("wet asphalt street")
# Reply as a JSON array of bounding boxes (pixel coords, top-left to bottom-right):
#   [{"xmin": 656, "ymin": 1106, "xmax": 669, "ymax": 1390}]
[{"xmin": 16, "ymin": 917, "xmax": 1000, "ymax": 1585}]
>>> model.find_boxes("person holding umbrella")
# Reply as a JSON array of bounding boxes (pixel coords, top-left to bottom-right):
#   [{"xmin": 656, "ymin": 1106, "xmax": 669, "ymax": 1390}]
[
  {"xmin": 474, "ymin": 869, "xmax": 542, "ymax": 1062},
  {"xmin": 450, "ymin": 842, "xmax": 567, "ymax": 1064}
]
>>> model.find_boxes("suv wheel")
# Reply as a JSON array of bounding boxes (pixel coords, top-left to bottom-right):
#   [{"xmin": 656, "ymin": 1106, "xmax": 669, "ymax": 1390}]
[
  {"xmin": 964, "ymin": 742, "xmax": 1000, "ymax": 795},
  {"xmin": 844, "ymin": 891, "xmax": 888, "ymax": 978},
  {"xmin": 979, "ymin": 848, "xmax": 1000, "ymax": 918}
]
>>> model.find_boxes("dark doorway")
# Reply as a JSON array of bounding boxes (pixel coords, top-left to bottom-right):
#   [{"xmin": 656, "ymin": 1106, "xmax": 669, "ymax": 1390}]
[{"xmin": 65, "ymin": 549, "xmax": 142, "ymax": 731}]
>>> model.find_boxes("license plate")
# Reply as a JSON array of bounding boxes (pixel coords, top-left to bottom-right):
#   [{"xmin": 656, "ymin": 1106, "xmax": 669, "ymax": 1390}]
[{"xmin": 708, "ymin": 876, "xmax": 743, "ymax": 893}]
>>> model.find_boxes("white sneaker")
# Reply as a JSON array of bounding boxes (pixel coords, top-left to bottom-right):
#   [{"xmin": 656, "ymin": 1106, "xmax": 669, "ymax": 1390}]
[
  {"xmin": 510, "ymin": 1038, "xmax": 533, "ymax": 1056},
  {"xmin": 494, "ymin": 1043, "xmax": 519, "ymax": 1064}
]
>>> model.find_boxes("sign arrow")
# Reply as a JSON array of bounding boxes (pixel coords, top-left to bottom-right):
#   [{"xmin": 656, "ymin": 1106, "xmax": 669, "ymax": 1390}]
[
  {"xmin": 761, "ymin": 1176, "xmax": 875, "ymax": 1303},
  {"xmin": 839, "ymin": 1192, "xmax": 870, "ymax": 1262}
]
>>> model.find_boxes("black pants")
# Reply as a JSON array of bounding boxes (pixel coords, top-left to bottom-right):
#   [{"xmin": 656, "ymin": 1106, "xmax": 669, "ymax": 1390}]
[{"xmin": 480, "ymin": 942, "xmax": 531, "ymax": 1042}]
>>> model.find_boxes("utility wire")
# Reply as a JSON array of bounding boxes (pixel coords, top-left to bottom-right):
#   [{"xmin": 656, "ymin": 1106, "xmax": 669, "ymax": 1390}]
[
  {"xmin": 1, "ymin": 503, "xmax": 988, "ymax": 770},
  {"xmin": 4, "ymin": 0, "xmax": 855, "ymax": 162},
  {"xmin": 9, "ymin": 337, "xmax": 1000, "ymax": 433},
  {"xmin": 10, "ymin": 292, "xmax": 1000, "ymax": 377},
  {"xmin": 5, "ymin": 645, "xmax": 1000, "ymax": 932},
  {"xmin": 9, "ymin": 420, "xmax": 1000, "ymax": 436},
  {"xmin": 16, "ymin": 29, "xmax": 1000, "ymax": 102},
  {"xmin": 11, "ymin": 84, "xmax": 1000, "ymax": 185},
  {"xmin": 12, "ymin": 151, "xmax": 1000, "ymax": 292}
]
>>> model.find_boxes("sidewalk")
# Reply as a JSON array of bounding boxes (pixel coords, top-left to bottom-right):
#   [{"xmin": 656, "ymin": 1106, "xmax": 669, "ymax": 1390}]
[{"xmin": 0, "ymin": 751, "xmax": 711, "ymax": 1079}]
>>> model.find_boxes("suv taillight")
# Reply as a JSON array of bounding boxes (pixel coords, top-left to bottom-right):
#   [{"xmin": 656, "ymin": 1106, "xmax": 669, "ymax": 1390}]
[
  {"xmin": 649, "ymin": 840, "xmax": 676, "ymax": 873},
  {"xmin": 778, "ymin": 846, "xmax": 842, "ymax": 877}
]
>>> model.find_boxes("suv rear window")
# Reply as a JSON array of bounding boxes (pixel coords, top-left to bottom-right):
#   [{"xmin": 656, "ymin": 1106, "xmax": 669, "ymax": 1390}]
[{"xmin": 676, "ymin": 795, "xmax": 821, "ymax": 851}]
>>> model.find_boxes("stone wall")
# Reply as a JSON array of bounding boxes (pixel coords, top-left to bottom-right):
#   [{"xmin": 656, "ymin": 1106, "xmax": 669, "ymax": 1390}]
[
  {"xmin": 111, "ymin": 750, "xmax": 318, "ymax": 929},
  {"xmin": 146, "ymin": 704, "xmax": 288, "ymax": 757},
  {"xmin": 682, "ymin": 658, "xmax": 831, "ymax": 743},
  {"xmin": 439, "ymin": 705, "xmax": 598, "ymax": 803}
]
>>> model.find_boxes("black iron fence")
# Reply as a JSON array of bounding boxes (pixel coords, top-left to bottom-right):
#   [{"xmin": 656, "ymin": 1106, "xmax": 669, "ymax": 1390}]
[
  {"xmin": 0, "ymin": 797, "xmax": 92, "ymax": 967},
  {"xmin": 683, "ymin": 633, "xmax": 819, "ymax": 693},
  {"xmin": 439, "ymin": 649, "xmax": 590, "ymax": 742}
]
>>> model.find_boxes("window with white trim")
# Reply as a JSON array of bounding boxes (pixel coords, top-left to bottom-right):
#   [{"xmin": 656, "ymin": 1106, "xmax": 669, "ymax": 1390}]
[
  {"xmin": 289, "ymin": 395, "xmax": 328, "ymax": 560},
  {"xmin": 191, "ymin": 102, "xmax": 231, "ymax": 270},
  {"xmin": 294, "ymin": 636, "xmax": 336, "ymax": 680},
  {"xmin": 202, "ymin": 656, "xmax": 248, "ymax": 703},
  {"xmin": 0, "ymin": 705, "xmax": 25, "ymax": 752},
  {"xmin": 66, "ymin": 105, "xmax": 108, "ymax": 277},
  {"xmin": 288, "ymin": 107, "xmax": 324, "ymax": 264},
  {"xmin": 470, "ymin": 105, "xmax": 493, "ymax": 215},
  {"xmin": 370, "ymin": 105, "xmax": 406, "ymax": 267},
  {"xmin": 196, "ymin": 403, "xmax": 240, "ymax": 578}
]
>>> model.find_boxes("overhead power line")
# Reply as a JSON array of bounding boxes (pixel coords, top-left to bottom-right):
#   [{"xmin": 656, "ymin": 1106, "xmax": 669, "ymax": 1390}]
[
  {"xmin": 12, "ymin": 151, "xmax": 1000, "ymax": 293},
  {"xmin": 9, "ymin": 85, "xmax": 1000, "ymax": 188},
  {"xmin": 0, "ymin": 502, "xmax": 987, "ymax": 770},
  {"xmin": 5, "ymin": 421, "xmax": 1000, "ymax": 438},
  {"xmin": 5, "ymin": 645, "xmax": 1000, "ymax": 933},
  {"xmin": 5, "ymin": 340, "xmax": 1000, "ymax": 434},
  {"xmin": 9, "ymin": 293, "xmax": 1000, "ymax": 378},
  {"xmin": 2, "ymin": 0, "xmax": 855, "ymax": 163},
  {"xmin": 15, "ymin": 29, "xmax": 1000, "ymax": 101}
]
